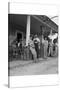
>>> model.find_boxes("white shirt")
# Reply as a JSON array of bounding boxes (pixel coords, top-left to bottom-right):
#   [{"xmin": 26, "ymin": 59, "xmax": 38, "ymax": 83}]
[
  {"xmin": 28, "ymin": 39, "xmax": 35, "ymax": 48},
  {"xmin": 33, "ymin": 37, "xmax": 40, "ymax": 43}
]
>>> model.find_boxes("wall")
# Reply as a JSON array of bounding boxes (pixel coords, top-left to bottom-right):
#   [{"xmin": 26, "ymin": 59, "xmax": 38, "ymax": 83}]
[{"xmin": 8, "ymin": 23, "xmax": 26, "ymax": 46}]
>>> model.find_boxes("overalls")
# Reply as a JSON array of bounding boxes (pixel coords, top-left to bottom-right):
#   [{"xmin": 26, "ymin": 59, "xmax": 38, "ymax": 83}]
[{"xmin": 28, "ymin": 39, "xmax": 37, "ymax": 62}]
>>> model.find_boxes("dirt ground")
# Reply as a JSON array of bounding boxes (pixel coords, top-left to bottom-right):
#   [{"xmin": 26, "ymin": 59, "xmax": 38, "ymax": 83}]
[{"xmin": 9, "ymin": 57, "xmax": 58, "ymax": 76}]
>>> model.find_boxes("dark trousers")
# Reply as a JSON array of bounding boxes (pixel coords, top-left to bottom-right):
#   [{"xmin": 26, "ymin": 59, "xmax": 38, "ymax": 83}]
[{"xmin": 34, "ymin": 43, "xmax": 39, "ymax": 58}]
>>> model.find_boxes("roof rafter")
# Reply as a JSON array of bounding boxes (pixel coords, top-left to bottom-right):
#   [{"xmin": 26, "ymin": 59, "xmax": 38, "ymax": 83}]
[{"xmin": 32, "ymin": 15, "xmax": 58, "ymax": 32}]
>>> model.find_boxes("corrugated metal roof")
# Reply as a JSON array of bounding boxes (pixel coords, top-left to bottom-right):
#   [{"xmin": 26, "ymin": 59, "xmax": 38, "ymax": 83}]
[{"xmin": 33, "ymin": 15, "xmax": 58, "ymax": 32}]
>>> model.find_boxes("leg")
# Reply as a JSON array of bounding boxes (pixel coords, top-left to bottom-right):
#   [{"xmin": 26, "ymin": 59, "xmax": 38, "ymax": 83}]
[
  {"xmin": 48, "ymin": 46, "xmax": 51, "ymax": 56},
  {"xmin": 44, "ymin": 46, "xmax": 47, "ymax": 59},
  {"xmin": 30, "ymin": 47, "xmax": 37, "ymax": 62},
  {"xmin": 50, "ymin": 46, "xmax": 53, "ymax": 56}
]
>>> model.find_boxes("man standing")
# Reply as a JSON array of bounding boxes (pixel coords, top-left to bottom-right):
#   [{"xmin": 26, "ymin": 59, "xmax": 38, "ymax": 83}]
[
  {"xmin": 28, "ymin": 35, "xmax": 37, "ymax": 62},
  {"xmin": 33, "ymin": 35, "xmax": 40, "ymax": 59},
  {"xmin": 43, "ymin": 37, "xmax": 48, "ymax": 59},
  {"xmin": 48, "ymin": 39, "xmax": 53, "ymax": 57}
]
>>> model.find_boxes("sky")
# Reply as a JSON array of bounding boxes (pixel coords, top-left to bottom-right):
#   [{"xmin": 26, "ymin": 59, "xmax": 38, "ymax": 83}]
[{"xmin": 49, "ymin": 16, "xmax": 58, "ymax": 25}]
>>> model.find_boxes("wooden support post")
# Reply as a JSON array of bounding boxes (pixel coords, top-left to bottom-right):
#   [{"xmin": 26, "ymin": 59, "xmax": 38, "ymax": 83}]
[
  {"xmin": 26, "ymin": 15, "xmax": 30, "ymax": 46},
  {"xmin": 26, "ymin": 15, "xmax": 31, "ymax": 60}
]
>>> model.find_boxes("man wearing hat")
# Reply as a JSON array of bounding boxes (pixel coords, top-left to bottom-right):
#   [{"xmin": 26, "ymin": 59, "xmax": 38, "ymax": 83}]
[{"xmin": 33, "ymin": 34, "xmax": 40, "ymax": 59}]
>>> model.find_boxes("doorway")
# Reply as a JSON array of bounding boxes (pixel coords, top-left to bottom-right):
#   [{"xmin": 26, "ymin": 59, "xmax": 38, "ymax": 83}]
[{"xmin": 17, "ymin": 32, "xmax": 22, "ymax": 43}]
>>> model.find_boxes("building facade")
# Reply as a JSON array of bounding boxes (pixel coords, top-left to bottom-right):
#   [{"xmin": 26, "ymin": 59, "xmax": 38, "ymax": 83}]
[{"xmin": 8, "ymin": 14, "xmax": 58, "ymax": 60}]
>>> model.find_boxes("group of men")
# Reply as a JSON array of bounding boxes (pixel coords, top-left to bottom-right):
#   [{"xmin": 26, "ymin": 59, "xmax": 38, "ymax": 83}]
[{"xmin": 28, "ymin": 34, "xmax": 58, "ymax": 62}]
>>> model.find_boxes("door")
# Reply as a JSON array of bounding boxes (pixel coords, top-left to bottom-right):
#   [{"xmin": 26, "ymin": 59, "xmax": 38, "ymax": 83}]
[{"xmin": 17, "ymin": 32, "xmax": 22, "ymax": 43}]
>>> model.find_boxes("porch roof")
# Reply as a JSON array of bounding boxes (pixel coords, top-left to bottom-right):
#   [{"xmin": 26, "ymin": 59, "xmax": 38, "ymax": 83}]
[{"xmin": 9, "ymin": 14, "xmax": 58, "ymax": 34}]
